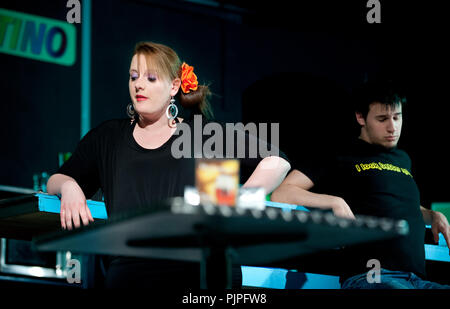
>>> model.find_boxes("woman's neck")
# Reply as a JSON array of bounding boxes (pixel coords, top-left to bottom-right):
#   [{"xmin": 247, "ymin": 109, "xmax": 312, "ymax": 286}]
[
  {"xmin": 137, "ymin": 113, "xmax": 171, "ymax": 132},
  {"xmin": 132, "ymin": 114, "xmax": 183, "ymax": 149}
]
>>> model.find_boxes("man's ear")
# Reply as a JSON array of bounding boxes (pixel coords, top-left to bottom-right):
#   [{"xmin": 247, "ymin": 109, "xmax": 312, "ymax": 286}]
[
  {"xmin": 171, "ymin": 78, "xmax": 181, "ymax": 96},
  {"xmin": 355, "ymin": 112, "xmax": 366, "ymax": 127}
]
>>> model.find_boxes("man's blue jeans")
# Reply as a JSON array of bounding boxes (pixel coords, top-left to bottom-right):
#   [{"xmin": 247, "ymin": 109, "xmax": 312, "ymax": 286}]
[{"xmin": 341, "ymin": 269, "xmax": 450, "ymax": 289}]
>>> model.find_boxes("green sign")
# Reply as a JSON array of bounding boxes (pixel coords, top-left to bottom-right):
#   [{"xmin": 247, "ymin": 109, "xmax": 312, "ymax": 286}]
[{"xmin": 0, "ymin": 8, "xmax": 76, "ymax": 66}]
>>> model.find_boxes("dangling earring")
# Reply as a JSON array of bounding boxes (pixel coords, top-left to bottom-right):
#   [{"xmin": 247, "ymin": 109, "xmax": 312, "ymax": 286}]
[
  {"xmin": 127, "ymin": 103, "xmax": 136, "ymax": 124},
  {"xmin": 127, "ymin": 103, "xmax": 135, "ymax": 118},
  {"xmin": 166, "ymin": 97, "xmax": 178, "ymax": 120}
]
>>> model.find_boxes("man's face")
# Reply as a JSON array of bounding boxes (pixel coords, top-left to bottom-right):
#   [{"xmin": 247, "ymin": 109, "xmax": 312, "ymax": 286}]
[{"xmin": 356, "ymin": 102, "xmax": 403, "ymax": 149}]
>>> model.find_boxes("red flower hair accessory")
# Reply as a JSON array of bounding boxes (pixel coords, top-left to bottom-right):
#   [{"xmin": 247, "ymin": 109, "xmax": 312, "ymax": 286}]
[{"xmin": 180, "ymin": 62, "xmax": 198, "ymax": 94}]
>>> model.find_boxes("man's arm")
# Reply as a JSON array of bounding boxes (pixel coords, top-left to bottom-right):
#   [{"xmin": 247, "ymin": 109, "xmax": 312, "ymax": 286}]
[
  {"xmin": 421, "ymin": 206, "xmax": 435, "ymax": 226},
  {"xmin": 270, "ymin": 169, "xmax": 355, "ymax": 219},
  {"xmin": 421, "ymin": 206, "xmax": 450, "ymax": 250}
]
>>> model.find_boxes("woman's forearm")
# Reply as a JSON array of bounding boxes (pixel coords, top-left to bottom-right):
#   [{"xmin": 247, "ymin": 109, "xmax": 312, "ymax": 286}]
[
  {"xmin": 46, "ymin": 173, "xmax": 77, "ymax": 196},
  {"xmin": 242, "ymin": 156, "xmax": 291, "ymax": 194}
]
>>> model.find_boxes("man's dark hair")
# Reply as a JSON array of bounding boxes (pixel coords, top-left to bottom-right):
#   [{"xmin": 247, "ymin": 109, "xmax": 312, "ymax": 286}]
[{"xmin": 351, "ymin": 79, "xmax": 407, "ymax": 119}]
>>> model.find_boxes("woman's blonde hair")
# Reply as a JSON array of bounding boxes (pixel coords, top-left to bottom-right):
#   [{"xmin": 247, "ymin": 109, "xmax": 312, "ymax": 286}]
[{"xmin": 133, "ymin": 41, "xmax": 213, "ymax": 119}]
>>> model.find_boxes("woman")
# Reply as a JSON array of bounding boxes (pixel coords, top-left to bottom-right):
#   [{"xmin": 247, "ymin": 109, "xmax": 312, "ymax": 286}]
[{"xmin": 47, "ymin": 41, "xmax": 291, "ymax": 288}]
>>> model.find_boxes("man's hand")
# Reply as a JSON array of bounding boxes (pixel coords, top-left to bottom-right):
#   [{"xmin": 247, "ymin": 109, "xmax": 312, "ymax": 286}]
[
  {"xmin": 430, "ymin": 211, "xmax": 450, "ymax": 253},
  {"xmin": 330, "ymin": 197, "xmax": 356, "ymax": 220}
]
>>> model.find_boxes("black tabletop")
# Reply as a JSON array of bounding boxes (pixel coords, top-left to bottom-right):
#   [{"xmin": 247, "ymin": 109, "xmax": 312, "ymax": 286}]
[{"xmin": 33, "ymin": 198, "xmax": 409, "ymax": 266}]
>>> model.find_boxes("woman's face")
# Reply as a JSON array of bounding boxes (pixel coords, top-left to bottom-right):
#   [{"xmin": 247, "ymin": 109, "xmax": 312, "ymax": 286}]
[{"xmin": 129, "ymin": 53, "xmax": 180, "ymax": 120}]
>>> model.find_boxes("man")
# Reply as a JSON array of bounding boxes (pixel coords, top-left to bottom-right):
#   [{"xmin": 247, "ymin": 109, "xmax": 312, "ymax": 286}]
[{"xmin": 271, "ymin": 80, "xmax": 450, "ymax": 289}]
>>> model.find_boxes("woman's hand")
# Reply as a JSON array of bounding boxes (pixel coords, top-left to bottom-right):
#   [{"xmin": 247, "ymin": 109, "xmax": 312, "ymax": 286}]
[{"xmin": 60, "ymin": 180, "xmax": 94, "ymax": 230}]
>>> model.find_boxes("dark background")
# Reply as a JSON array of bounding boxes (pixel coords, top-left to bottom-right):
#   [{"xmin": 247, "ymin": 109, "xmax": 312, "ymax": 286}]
[{"xmin": 1, "ymin": 0, "xmax": 449, "ymax": 208}]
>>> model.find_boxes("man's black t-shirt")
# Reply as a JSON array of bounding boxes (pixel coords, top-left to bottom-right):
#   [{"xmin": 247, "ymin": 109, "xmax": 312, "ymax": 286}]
[{"xmin": 299, "ymin": 138, "xmax": 426, "ymax": 281}]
